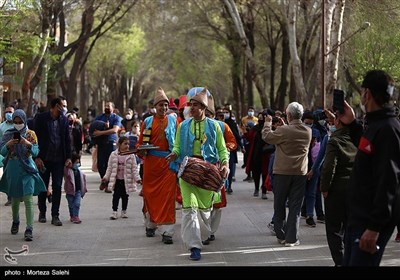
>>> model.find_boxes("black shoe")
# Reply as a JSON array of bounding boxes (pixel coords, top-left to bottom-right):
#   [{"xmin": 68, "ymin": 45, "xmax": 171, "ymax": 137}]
[
  {"xmin": 51, "ymin": 216, "xmax": 63, "ymax": 226},
  {"xmin": 202, "ymin": 234, "xmax": 215, "ymax": 245},
  {"xmin": 162, "ymin": 234, "xmax": 173, "ymax": 244},
  {"xmin": 5, "ymin": 199, "xmax": 11, "ymax": 206},
  {"xmin": 11, "ymin": 222, "xmax": 19, "ymax": 235},
  {"xmin": 38, "ymin": 212, "xmax": 46, "ymax": 223},
  {"xmin": 146, "ymin": 228, "xmax": 156, "ymax": 237},
  {"xmin": 317, "ymin": 215, "xmax": 326, "ymax": 223},
  {"xmin": 306, "ymin": 216, "xmax": 316, "ymax": 227},
  {"xmin": 227, "ymin": 188, "xmax": 233, "ymax": 194},
  {"xmin": 243, "ymin": 176, "xmax": 252, "ymax": 181},
  {"xmin": 24, "ymin": 229, "xmax": 33, "ymax": 241}
]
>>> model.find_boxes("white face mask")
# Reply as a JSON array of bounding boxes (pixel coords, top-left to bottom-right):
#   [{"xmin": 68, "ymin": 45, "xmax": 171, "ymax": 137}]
[
  {"xmin": 360, "ymin": 102, "xmax": 366, "ymax": 113},
  {"xmin": 318, "ymin": 120, "xmax": 326, "ymax": 126},
  {"xmin": 224, "ymin": 113, "xmax": 230, "ymax": 120},
  {"xmin": 150, "ymin": 108, "xmax": 156, "ymax": 114},
  {"xmin": 183, "ymin": 106, "xmax": 191, "ymax": 120},
  {"xmin": 14, "ymin": 124, "xmax": 24, "ymax": 131},
  {"xmin": 125, "ymin": 114, "xmax": 132, "ymax": 120},
  {"xmin": 61, "ymin": 107, "xmax": 68, "ymax": 115}
]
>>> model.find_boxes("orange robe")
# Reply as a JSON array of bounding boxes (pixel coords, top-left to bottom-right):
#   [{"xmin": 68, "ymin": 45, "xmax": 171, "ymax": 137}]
[
  {"xmin": 213, "ymin": 122, "xmax": 237, "ymax": 209},
  {"xmin": 138, "ymin": 115, "xmax": 177, "ymax": 224}
]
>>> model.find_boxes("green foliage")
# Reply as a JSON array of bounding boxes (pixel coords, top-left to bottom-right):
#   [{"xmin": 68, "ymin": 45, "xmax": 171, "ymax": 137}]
[
  {"xmin": 87, "ymin": 24, "xmax": 146, "ymax": 78},
  {"xmin": 346, "ymin": 1, "xmax": 400, "ymax": 85}
]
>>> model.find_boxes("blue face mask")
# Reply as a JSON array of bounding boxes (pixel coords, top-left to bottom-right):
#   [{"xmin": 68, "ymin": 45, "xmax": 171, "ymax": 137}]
[
  {"xmin": 248, "ymin": 111, "xmax": 254, "ymax": 117},
  {"xmin": 328, "ymin": 125, "xmax": 336, "ymax": 133},
  {"xmin": 5, "ymin": 112, "xmax": 13, "ymax": 122},
  {"xmin": 73, "ymin": 163, "xmax": 81, "ymax": 169}
]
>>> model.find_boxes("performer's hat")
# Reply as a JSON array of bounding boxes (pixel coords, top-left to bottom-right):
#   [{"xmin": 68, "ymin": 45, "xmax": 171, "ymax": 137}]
[
  {"xmin": 153, "ymin": 87, "xmax": 169, "ymax": 106},
  {"xmin": 190, "ymin": 87, "xmax": 208, "ymax": 108},
  {"xmin": 206, "ymin": 94, "xmax": 215, "ymax": 116}
]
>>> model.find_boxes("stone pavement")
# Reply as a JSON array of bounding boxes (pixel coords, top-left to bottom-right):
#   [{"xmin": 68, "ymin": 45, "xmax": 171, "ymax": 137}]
[{"xmin": 0, "ymin": 153, "xmax": 399, "ymax": 272}]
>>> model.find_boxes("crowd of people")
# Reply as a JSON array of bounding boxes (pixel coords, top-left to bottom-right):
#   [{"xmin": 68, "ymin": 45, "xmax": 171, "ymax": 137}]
[{"xmin": 0, "ymin": 69, "xmax": 399, "ymax": 267}]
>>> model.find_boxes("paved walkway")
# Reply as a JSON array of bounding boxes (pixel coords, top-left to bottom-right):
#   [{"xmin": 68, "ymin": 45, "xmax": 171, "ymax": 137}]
[{"xmin": 0, "ymin": 153, "xmax": 399, "ymax": 272}]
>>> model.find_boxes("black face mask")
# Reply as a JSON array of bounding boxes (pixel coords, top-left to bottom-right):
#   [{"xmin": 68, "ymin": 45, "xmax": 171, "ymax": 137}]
[{"xmin": 104, "ymin": 109, "xmax": 111, "ymax": 115}]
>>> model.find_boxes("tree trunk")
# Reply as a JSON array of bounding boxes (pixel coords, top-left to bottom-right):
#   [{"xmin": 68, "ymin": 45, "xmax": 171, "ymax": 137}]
[
  {"xmin": 67, "ymin": 1, "xmax": 94, "ymax": 108},
  {"xmin": 285, "ymin": 0, "xmax": 307, "ymax": 106},
  {"xmin": 326, "ymin": 0, "xmax": 345, "ymax": 108},
  {"xmin": 20, "ymin": 0, "xmax": 51, "ymax": 115},
  {"xmin": 275, "ymin": 17, "xmax": 290, "ymax": 111}
]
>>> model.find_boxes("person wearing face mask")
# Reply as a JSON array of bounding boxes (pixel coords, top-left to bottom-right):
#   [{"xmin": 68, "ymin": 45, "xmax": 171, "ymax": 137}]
[
  {"xmin": 0, "ymin": 104, "xmax": 15, "ymax": 206},
  {"xmin": 93, "ymin": 101, "xmax": 123, "ymax": 192},
  {"xmin": 122, "ymin": 108, "xmax": 135, "ymax": 132},
  {"xmin": 319, "ymin": 113, "xmax": 357, "ymax": 266},
  {"xmin": 63, "ymin": 152, "xmax": 87, "ymax": 224},
  {"xmin": 241, "ymin": 106, "xmax": 258, "ymax": 134},
  {"xmin": 222, "ymin": 105, "xmax": 244, "ymax": 186},
  {"xmin": 246, "ymin": 111, "xmax": 274, "ymax": 199},
  {"xmin": 301, "ymin": 110, "xmax": 326, "ymax": 223},
  {"xmin": 240, "ymin": 107, "xmax": 258, "ymax": 170},
  {"xmin": 33, "ymin": 97, "xmax": 72, "ymax": 226},
  {"xmin": 0, "ymin": 109, "xmax": 46, "ymax": 241},
  {"xmin": 67, "ymin": 112, "xmax": 83, "ymax": 155},
  {"xmin": 339, "ymin": 70, "xmax": 400, "ymax": 266}
]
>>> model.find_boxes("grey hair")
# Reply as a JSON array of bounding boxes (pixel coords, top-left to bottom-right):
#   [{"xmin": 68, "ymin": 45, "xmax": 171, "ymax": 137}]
[{"xmin": 286, "ymin": 102, "xmax": 304, "ymax": 120}]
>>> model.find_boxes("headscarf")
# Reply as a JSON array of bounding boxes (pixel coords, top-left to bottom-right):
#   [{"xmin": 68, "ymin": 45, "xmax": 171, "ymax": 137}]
[{"xmin": 0, "ymin": 109, "xmax": 37, "ymax": 174}]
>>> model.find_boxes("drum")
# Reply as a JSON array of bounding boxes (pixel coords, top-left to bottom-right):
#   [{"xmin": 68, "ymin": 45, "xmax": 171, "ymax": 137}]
[{"xmin": 177, "ymin": 156, "xmax": 225, "ymax": 192}]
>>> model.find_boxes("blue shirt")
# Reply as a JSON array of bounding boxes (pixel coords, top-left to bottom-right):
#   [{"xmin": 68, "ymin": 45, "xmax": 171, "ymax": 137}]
[{"xmin": 95, "ymin": 113, "xmax": 122, "ymax": 142}]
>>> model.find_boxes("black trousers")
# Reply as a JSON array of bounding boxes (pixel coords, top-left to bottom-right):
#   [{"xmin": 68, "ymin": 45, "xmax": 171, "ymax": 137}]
[{"xmin": 112, "ymin": 179, "xmax": 129, "ymax": 211}]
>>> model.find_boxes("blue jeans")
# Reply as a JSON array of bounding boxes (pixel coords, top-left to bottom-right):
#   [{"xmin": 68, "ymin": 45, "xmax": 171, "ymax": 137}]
[
  {"xmin": 342, "ymin": 227, "xmax": 394, "ymax": 266},
  {"xmin": 305, "ymin": 173, "xmax": 319, "ymax": 217},
  {"xmin": 66, "ymin": 190, "xmax": 82, "ymax": 217}
]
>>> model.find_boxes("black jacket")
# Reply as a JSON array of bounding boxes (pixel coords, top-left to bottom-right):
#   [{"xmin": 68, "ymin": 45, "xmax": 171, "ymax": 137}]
[{"xmin": 347, "ymin": 106, "xmax": 400, "ymax": 232}]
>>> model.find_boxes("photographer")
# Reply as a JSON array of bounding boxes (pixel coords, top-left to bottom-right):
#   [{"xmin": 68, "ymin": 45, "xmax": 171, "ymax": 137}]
[{"xmin": 340, "ymin": 70, "xmax": 400, "ymax": 266}]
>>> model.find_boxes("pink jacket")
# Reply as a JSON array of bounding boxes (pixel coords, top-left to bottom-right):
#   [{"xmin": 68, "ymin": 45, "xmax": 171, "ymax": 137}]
[{"xmin": 103, "ymin": 150, "xmax": 141, "ymax": 193}]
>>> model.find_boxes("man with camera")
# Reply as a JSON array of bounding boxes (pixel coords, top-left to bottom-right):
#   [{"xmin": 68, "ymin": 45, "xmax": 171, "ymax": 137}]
[{"xmin": 339, "ymin": 70, "xmax": 400, "ymax": 266}]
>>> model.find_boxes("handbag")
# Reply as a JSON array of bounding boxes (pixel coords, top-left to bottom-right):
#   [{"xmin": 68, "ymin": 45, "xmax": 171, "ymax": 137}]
[{"xmin": 262, "ymin": 143, "xmax": 275, "ymax": 153}]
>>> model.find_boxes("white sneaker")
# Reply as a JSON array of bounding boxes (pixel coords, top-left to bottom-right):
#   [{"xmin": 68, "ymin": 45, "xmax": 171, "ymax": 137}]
[
  {"xmin": 110, "ymin": 211, "xmax": 118, "ymax": 220},
  {"xmin": 121, "ymin": 210, "xmax": 128, "ymax": 218},
  {"xmin": 285, "ymin": 240, "xmax": 300, "ymax": 247}
]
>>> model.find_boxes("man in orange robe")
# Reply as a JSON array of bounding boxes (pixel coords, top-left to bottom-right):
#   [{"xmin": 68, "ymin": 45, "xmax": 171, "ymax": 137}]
[{"xmin": 138, "ymin": 87, "xmax": 178, "ymax": 245}]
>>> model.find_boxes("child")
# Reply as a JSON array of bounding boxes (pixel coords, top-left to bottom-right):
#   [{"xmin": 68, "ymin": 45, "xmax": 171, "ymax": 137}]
[
  {"xmin": 102, "ymin": 136, "xmax": 142, "ymax": 220},
  {"xmin": 124, "ymin": 120, "xmax": 140, "ymax": 150},
  {"xmin": 64, "ymin": 152, "xmax": 87, "ymax": 224}
]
